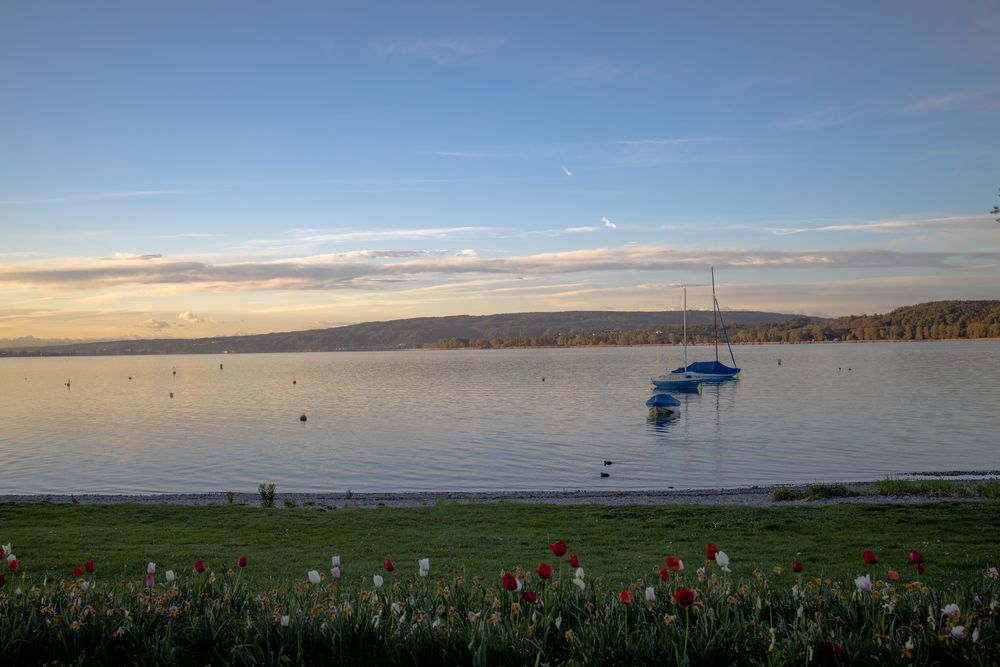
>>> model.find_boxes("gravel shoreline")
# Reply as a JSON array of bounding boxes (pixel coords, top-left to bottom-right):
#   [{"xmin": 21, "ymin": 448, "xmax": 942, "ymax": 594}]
[{"xmin": 1, "ymin": 480, "xmax": 994, "ymax": 508}]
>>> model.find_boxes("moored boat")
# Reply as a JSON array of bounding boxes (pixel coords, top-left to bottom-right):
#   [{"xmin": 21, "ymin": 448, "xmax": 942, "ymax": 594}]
[{"xmin": 646, "ymin": 393, "xmax": 681, "ymax": 419}]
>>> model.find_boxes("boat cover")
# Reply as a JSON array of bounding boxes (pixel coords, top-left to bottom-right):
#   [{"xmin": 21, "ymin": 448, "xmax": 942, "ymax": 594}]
[
  {"xmin": 671, "ymin": 361, "xmax": 740, "ymax": 375},
  {"xmin": 646, "ymin": 394, "xmax": 681, "ymax": 408}
]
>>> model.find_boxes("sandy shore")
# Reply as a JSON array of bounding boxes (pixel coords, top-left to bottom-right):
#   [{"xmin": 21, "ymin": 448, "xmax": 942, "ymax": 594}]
[{"xmin": 1, "ymin": 480, "xmax": 995, "ymax": 508}]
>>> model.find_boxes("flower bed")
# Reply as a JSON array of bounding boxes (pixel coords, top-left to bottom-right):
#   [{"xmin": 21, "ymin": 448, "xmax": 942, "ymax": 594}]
[{"xmin": 2, "ymin": 540, "xmax": 999, "ymax": 665}]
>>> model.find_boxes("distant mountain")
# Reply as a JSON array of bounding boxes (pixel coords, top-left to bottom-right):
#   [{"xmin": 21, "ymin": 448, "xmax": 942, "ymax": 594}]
[{"xmin": 0, "ymin": 309, "xmax": 798, "ymax": 356}]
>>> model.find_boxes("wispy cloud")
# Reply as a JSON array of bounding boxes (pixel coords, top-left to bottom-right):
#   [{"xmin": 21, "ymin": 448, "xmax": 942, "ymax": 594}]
[
  {"xmin": 764, "ymin": 214, "xmax": 991, "ymax": 235},
  {"xmin": 377, "ymin": 36, "xmax": 502, "ymax": 64},
  {"xmin": 602, "ymin": 216, "xmax": 617, "ymax": 229},
  {"xmin": 904, "ymin": 86, "xmax": 992, "ymax": 113},
  {"xmin": 2, "ymin": 245, "xmax": 995, "ymax": 292},
  {"xmin": 774, "ymin": 106, "xmax": 853, "ymax": 130},
  {"xmin": 0, "ymin": 189, "xmax": 200, "ymax": 205}
]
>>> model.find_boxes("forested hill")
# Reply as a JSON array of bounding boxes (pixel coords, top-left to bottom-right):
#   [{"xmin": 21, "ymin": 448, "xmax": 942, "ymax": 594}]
[
  {"xmin": 1, "ymin": 309, "xmax": 795, "ymax": 356},
  {"xmin": 1, "ymin": 301, "xmax": 995, "ymax": 357}
]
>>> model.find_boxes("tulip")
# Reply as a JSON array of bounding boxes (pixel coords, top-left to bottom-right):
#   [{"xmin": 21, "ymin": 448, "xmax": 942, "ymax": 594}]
[
  {"xmin": 165, "ymin": 570, "xmax": 176, "ymax": 582},
  {"xmin": 854, "ymin": 574, "xmax": 872, "ymax": 592},
  {"xmin": 951, "ymin": 625, "xmax": 966, "ymax": 640},
  {"xmin": 515, "ymin": 578, "xmax": 523, "ymax": 591},
  {"xmin": 1, "ymin": 544, "xmax": 9, "ymax": 557},
  {"xmin": 383, "ymin": 559, "xmax": 395, "ymax": 572},
  {"xmin": 550, "ymin": 540, "xmax": 567, "ymax": 557},
  {"xmin": 943, "ymin": 603, "xmax": 960, "ymax": 617},
  {"xmin": 673, "ymin": 586, "xmax": 695, "ymax": 607},
  {"xmin": 332, "ymin": 555, "xmax": 341, "ymax": 568},
  {"xmin": 147, "ymin": 562, "xmax": 156, "ymax": 574},
  {"xmin": 665, "ymin": 556, "xmax": 683, "ymax": 571},
  {"xmin": 238, "ymin": 556, "xmax": 248, "ymax": 568},
  {"xmin": 330, "ymin": 566, "xmax": 341, "ymax": 579},
  {"xmin": 705, "ymin": 543, "xmax": 719, "ymax": 560},
  {"xmin": 73, "ymin": 566, "xmax": 84, "ymax": 577},
  {"xmin": 645, "ymin": 586, "xmax": 655, "ymax": 602},
  {"xmin": 574, "ymin": 567, "xmax": 585, "ymax": 580},
  {"xmin": 696, "ymin": 566, "xmax": 706, "ymax": 582},
  {"xmin": 5, "ymin": 553, "xmax": 13, "ymax": 563},
  {"xmin": 862, "ymin": 550, "xmax": 878, "ymax": 565},
  {"xmin": 84, "ymin": 560, "xmax": 95, "ymax": 573},
  {"xmin": 145, "ymin": 574, "xmax": 154, "ymax": 588},
  {"xmin": 194, "ymin": 560, "xmax": 206, "ymax": 573},
  {"xmin": 79, "ymin": 580, "xmax": 89, "ymax": 592},
  {"xmin": 619, "ymin": 590, "xmax": 632, "ymax": 604},
  {"xmin": 989, "ymin": 566, "xmax": 999, "ymax": 579},
  {"xmin": 569, "ymin": 554, "xmax": 580, "ymax": 568},
  {"xmin": 572, "ymin": 577, "xmax": 585, "ymax": 590},
  {"xmin": 535, "ymin": 562, "xmax": 553, "ymax": 579},
  {"xmin": 502, "ymin": 572, "xmax": 518, "ymax": 591},
  {"xmin": 916, "ymin": 563, "xmax": 925, "ymax": 575},
  {"xmin": 522, "ymin": 591, "xmax": 538, "ymax": 603},
  {"xmin": 716, "ymin": 550, "xmax": 731, "ymax": 572},
  {"xmin": 280, "ymin": 615, "xmax": 290, "ymax": 627},
  {"xmin": 308, "ymin": 570, "xmax": 321, "ymax": 584},
  {"xmin": 791, "ymin": 561, "xmax": 804, "ymax": 573},
  {"xmin": 418, "ymin": 558, "xmax": 430, "ymax": 577},
  {"xmin": 887, "ymin": 569, "xmax": 899, "ymax": 581},
  {"xmin": 909, "ymin": 550, "xmax": 924, "ymax": 565},
  {"xmin": 372, "ymin": 574, "xmax": 384, "ymax": 588},
  {"xmin": 7, "ymin": 559, "xmax": 18, "ymax": 573},
  {"xmin": 659, "ymin": 567, "xmax": 670, "ymax": 581}
]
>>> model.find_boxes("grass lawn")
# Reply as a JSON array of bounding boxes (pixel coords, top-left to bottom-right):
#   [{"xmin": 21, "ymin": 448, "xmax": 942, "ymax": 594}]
[{"xmin": 3, "ymin": 499, "xmax": 997, "ymax": 587}]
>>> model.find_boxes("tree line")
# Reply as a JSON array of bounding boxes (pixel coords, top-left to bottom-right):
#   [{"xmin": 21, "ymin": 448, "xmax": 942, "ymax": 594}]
[{"xmin": 422, "ymin": 300, "xmax": 1000, "ymax": 349}]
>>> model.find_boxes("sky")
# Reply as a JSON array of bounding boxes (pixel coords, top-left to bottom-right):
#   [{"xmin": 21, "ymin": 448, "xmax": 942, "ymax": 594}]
[{"xmin": 1, "ymin": 1, "xmax": 999, "ymax": 342}]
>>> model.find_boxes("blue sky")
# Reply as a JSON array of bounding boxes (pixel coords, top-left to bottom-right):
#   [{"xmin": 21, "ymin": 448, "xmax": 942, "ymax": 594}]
[{"xmin": 1, "ymin": 1, "xmax": 998, "ymax": 340}]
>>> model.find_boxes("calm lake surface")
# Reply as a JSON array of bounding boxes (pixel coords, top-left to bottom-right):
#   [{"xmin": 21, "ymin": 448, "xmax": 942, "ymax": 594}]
[{"xmin": 1, "ymin": 342, "xmax": 997, "ymax": 494}]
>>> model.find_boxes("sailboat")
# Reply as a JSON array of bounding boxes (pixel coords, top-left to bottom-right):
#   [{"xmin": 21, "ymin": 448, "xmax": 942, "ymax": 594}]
[
  {"xmin": 670, "ymin": 268, "xmax": 740, "ymax": 380},
  {"xmin": 650, "ymin": 285, "xmax": 702, "ymax": 390}
]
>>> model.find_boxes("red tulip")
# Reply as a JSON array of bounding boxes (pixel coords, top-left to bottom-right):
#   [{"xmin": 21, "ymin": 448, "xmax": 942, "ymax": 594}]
[
  {"xmin": 535, "ymin": 562, "xmax": 553, "ymax": 579},
  {"xmin": 194, "ymin": 559, "xmax": 206, "ymax": 573},
  {"xmin": 550, "ymin": 540, "xmax": 567, "ymax": 557},
  {"xmin": 916, "ymin": 563, "xmax": 925, "ymax": 575},
  {"xmin": 705, "ymin": 544, "xmax": 719, "ymax": 561},
  {"xmin": 909, "ymin": 550, "xmax": 924, "ymax": 565},
  {"xmin": 501, "ymin": 572, "xmax": 518, "ymax": 591},
  {"xmin": 84, "ymin": 560, "xmax": 95, "ymax": 573},
  {"xmin": 7, "ymin": 559, "xmax": 17, "ymax": 573},
  {"xmin": 887, "ymin": 569, "xmax": 899, "ymax": 581},
  {"xmin": 73, "ymin": 566, "xmax": 84, "ymax": 577},
  {"xmin": 659, "ymin": 567, "xmax": 670, "ymax": 581},
  {"xmin": 673, "ymin": 586, "xmax": 695, "ymax": 607},
  {"xmin": 383, "ymin": 559, "xmax": 395, "ymax": 572},
  {"xmin": 665, "ymin": 555, "xmax": 683, "ymax": 571},
  {"xmin": 619, "ymin": 590, "xmax": 632, "ymax": 604},
  {"xmin": 238, "ymin": 556, "xmax": 248, "ymax": 568},
  {"xmin": 569, "ymin": 554, "xmax": 580, "ymax": 568},
  {"xmin": 862, "ymin": 550, "xmax": 878, "ymax": 565},
  {"xmin": 791, "ymin": 561, "xmax": 804, "ymax": 573},
  {"xmin": 0, "ymin": 547, "xmax": 4, "ymax": 558},
  {"xmin": 522, "ymin": 591, "xmax": 538, "ymax": 603}
]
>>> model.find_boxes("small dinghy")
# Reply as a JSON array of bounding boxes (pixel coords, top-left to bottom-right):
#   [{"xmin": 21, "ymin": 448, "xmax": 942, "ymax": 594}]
[{"xmin": 646, "ymin": 393, "xmax": 681, "ymax": 420}]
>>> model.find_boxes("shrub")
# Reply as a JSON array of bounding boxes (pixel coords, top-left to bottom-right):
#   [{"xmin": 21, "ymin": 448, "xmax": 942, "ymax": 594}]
[{"xmin": 258, "ymin": 483, "xmax": 276, "ymax": 508}]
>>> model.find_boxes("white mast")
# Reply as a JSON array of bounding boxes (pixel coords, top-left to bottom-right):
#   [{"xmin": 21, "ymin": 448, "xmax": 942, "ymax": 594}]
[{"xmin": 682, "ymin": 285, "xmax": 688, "ymax": 368}]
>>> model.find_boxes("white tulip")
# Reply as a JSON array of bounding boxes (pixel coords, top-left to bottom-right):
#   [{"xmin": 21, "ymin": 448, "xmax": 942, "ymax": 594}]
[
  {"xmin": 419, "ymin": 558, "xmax": 430, "ymax": 577},
  {"xmin": 943, "ymin": 603, "xmax": 961, "ymax": 617},
  {"xmin": 280, "ymin": 615, "xmax": 290, "ymax": 627},
  {"xmin": 308, "ymin": 570, "xmax": 321, "ymax": 584},
  {"xmin": 645, "ymin": 586, "xmax": 656, "ymax": 602},
  {"xmin": 165, "ymin": 570, "xmax": 176, "ymax": 582},
  {"xmin": 572, "ymin": 578, "xmax": 586, "ymax": 590},
  {"xmin": 373, "ymin": 574, "xmax": 384, "ymax": 588},
  {"xmin": 951, "ymin": 625, "xmax": 966, "ymax": 640},
  {"xmin": 331, "ymin": 555, "xmax": 341, "ymax": 568},
  {"xmin": 330, "ymin": 566, "xmax": 341, "ymax": 579},
  {"xmin": 147, "ymin": 562, "xmax": 156, "ymax": 574},
  {"xmin": 855, "ymin": 574, "xmax": 872, "ymax": 592},
  {"xmin": 574, "ymin": 567, "xmax": 585, "ymax": 580},
  {"xmin": 716, "ymin": 550, "xmax": 731, "ymax": 572}
]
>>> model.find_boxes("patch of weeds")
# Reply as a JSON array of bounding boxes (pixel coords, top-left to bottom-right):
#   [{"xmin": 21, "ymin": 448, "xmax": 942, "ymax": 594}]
[
  {"xmin": 345, "ymin": 489, "xmax": 353, "ymax": 500},
  {"xmin": 976, "ymin": 482, "xmax": 1000, "ymax": 499},
  {"xmin": 283, "ymin": 499, "xmax": 299, "ymax": 509},
  {"xmin": 771, "ymin": 488, "xmax": 803, "ymax": 502},
  {"xmin": 772, "ymin": 484, "xmax": 856, "ymax": 502},
  {"xmin": 303, "ymin": 500, "xmax": 316, "ymax": 507},
  {"xmin": 872, "ymin": 479, "xmax": 971, "ymax": 497},
  {"xmin": 259, "ymin": 483, "xmax": 277, "ymax": 508},
  {"xmin": 226, "ymin": 491, "xmax": 235, "ymax": 504}
]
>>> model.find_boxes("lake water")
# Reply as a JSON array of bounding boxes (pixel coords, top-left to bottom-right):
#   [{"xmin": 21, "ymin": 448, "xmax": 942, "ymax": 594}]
[{"xmin": 0, "ymin": 342, "xmax": 997, "ymax": 494}]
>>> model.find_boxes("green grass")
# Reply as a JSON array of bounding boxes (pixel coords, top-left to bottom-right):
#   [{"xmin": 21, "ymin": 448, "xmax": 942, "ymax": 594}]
[
  {"xmin": 2, "ymin": 500, "xmax": 999, "ymax": 587},
  {"xmin": 871, "ymin": 479, "xmax": 974, "ymax": 497}
]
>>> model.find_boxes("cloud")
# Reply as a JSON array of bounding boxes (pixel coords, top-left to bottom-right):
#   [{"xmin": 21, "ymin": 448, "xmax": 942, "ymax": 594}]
[
  {"xmin": 563, "ymin": 226, "xmax": 600, "ymax": 233},
  {"xmin": 110, "ymin": 253, "xmax": 163, "ymax": 261},
  {"xmin": 562, "ymin": 165, "xmax": 573, "ymax": 176},
  {"xmin": 765, "ymin": 214, "xmax": 991, "ymax": 235},
  {"xmin": 774, "ymin": 106, "xmax": 852, "ymax": 130},
  {"xmin": 377, "ymin": 36, "xmax": 502, "ymax": 64},
  {"xmin": 2, "ymin": 244, "xmax": 996, "ymax": 293},
  {"xmin": 602, "ymin": 217, "xmax": 617, "ymax": 229},
  {"xmin": 178, "ymin": 311, "xmax": 203, "ymax": 324},
  {"xmin": 138, "ymin": 319, "xmax": 171, "ymax": 330},
  {"xmin": 904, "ymin": 86, "xmax": 992, "ymax": 113},
  {"xmin": 0, "ymin": 189, "xmax": 199, "ymax": 205}
]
